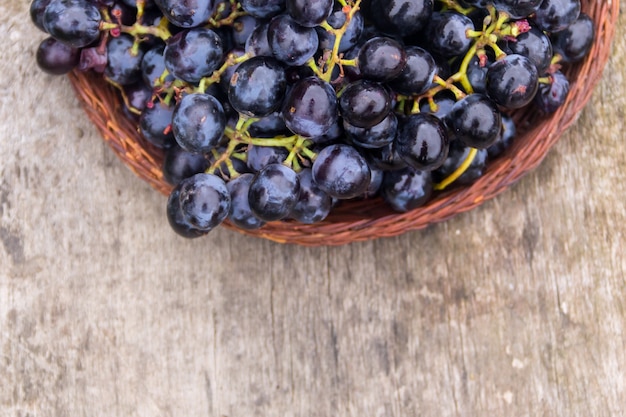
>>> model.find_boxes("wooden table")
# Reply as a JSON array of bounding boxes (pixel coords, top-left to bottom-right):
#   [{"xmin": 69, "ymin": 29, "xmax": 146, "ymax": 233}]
[{"xmin": 1, "ymin": 2, "xmax": 625, "ymax": 415}]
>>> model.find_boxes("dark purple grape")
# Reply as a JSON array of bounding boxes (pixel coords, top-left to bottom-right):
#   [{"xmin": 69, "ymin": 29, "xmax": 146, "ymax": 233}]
[
  {"xmin": 357, "ymin": 37, "xmax": 407, "ymax": 82},
  {"xmin": 30, "ymin": 0, "xmax": 53, "ymax": 32},
  {"xmin": 368, "ymin": 0, "xmax": 433, "ymax": 37},
  {"xmin": 425, "ymin": 12, "xmax": 474, "ymax": 58},
  {"xmin": 177, "ymin": 173, "xmax": 231, "ymax": 231},
  {"xmin": 247, "ymin": 113, "xmax": 290, "ymax": 138},
  {"xmin": 445, "ymin": 94, "xmax": 502, "ymax": 149},
  {"xmin": 232, "ymin": 15, "xmax": 260, "ymax": 47},
  {"xmin": 246, "ymin": 145, "xmax": 289, "ymax": 172},
  {"xmin": 534, "ymin": 0, "xmax": 581, "ymax": 33},
  {"xmin": 360, "ymin": 166, "xmax": 384, "ymax": 199},
  {"xmin": 534, "ymin": 70, "xmax": 569, "ymax": 113},
  {"xmin": 286, "ymin": 0, "xmax": 333, "ymax": 27},
  {"xmin": 164, "ymin": 28, "xmax": 224, "ymax": 83},
  {"xmin": 432, "ymin": 141, "xmax": 488, "ymax": 185},
  {"xmin": 163, "ymin": 144, "xmax": 210, "ymax": 185},
  {"xmin": 506, "ymin": 26, "xmax": 553, "ymax": 73},
  {"xmin": 248, "ymin": 163, "xmax": 300, "ymax": 221},
  {"xmin": 139, "ymin": 100, "xmax": 176, "ymax": 148},
  {"xmin": 387, "ymin": 46, "xmax": 436, "ymax": 95},
  {"xmin": 228, "ymin": 56, "xmax": 287, "ymax": 117},
  {"xmin": 419, "ymin": 92, "xmax": 457, "ymax": 118},
  {"xmin": 344, "ymin": 112, "xmax": 397, "ymax": 149},
  {"xmin": 36, "ymin": 36, "xmax": 80, "ymax": 75},
  {"xmin": 289, "ymin": 168, "xmax": 332, "ymax": 224},
  {"xmin": 311, "ymin": 144, "xmax": 371, "ymax": 199},
  {"xmin": 43, "ymin": 0, "xmax": 102, "ymax": 48},
  {"xmin": 282, "ymin": 77, "xmax": 338, "ymax": 137},
  {"xmin": 486, "ymin": 54, "xmax": 539, "ymax": 109},
  {"xmin": 172, "ymin": 93, "xmax": 226, "ymax": 154},
  {"xmin": 124, "ymin": 81, "xmax": 153, "ymax": 113},
  {"xmin": 317, "ymin": 8, "xmax": 364, "ymax": 53},
  {"xmin": 227, "ymin": 173, "xmax": 266, "ymax": 230},
  {"xmin": 78, "ymin": 45, "xmax": 107, "ymax": 72},
  {"xmin": 154, "ymin": 0, "xmax": 216, "ymax": 28},
  {"xmin": 142, "ymin": 45, "xmax": 175, "ymax": 88},
  {"xmin": 111, "ymin": 2, "xmax": 137, "ymax": 26},
  {"xmin": 363, "ymin": 141, "xmax": 408, "ymax": 171},
  {"xmin": 240, "ymin": 0, "xmax": 285, "ymax": 18},
  {"xmin": 551, "ymin": 13, "xmax": 594, "ymax": 63},
  {"xmin": 166, "ymin": 183, "xmax": 209, "ymax": 238},
  {"xmin": 268, "ymin": 14, "xmax": 319, "ymax": 66},
  {"xmin": 496, "ymin": 0, "xmax": 542, "ymax": 19},
  {"xmin": 245, "ymin": 21, "xmax": 272, "ymax": 56},
  {"xmin": 487, "ymin": 114, "xmax": 516, "ymax": 159},
  {"xmin": 105, "ymin": 33, "xmax": 145, "ymax": 85},
  {"xmin": 381, "ymin": 167, "xmax": 433, "ymax": 212},
  {"xmin": 338, "ymin": 80, "xmax": 391, "ymax": 129},
  {"xmin": 394, "ymin": 113, "xmax": 449, "ymax": 171}
]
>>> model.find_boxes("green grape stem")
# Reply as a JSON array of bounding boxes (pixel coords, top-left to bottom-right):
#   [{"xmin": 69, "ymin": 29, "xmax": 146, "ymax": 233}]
[{"xmin": 434, "ymin": 148, "xmax": 478, "ymax": 191}]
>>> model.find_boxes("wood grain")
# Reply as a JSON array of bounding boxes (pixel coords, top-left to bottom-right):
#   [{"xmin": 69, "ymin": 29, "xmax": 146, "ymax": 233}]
[{"xmin": 1, "ymin": 2, "xmax": 625, "ymax": 416}]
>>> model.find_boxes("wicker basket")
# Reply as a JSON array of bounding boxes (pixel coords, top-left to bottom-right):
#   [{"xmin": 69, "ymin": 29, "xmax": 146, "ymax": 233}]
[{"xmin": 68, "ymin": 0, "xmax": 619, "ymax": 246}]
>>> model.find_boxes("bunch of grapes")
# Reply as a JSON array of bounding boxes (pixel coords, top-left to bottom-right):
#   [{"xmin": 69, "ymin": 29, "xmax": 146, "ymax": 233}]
[{"xmin": 31, "ymin": 0, "xmax": 595, "ymax": 238}]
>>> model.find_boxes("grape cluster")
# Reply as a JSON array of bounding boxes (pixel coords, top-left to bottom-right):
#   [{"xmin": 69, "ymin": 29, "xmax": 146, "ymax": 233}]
[{"xmin": 31, "ymin": 0, "xmax": 594, "ymax": 238}]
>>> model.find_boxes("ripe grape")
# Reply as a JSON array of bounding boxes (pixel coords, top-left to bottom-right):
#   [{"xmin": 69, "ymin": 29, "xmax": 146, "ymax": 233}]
[
  {"xmin": 43, "ymin": 0, "xmax": 102, "ymax": 48},
  {"xmin": 248, "ymin": 163, "xmax": 301, "ymax": 221},
  {"xmin": 311, "ymin": 144, "xmax": 371, "ymax": 199},
  {"xmin": 282, "ymin": 77, "xmax": 337, "ymax": 137},
  {"xmin": 172, "ymin": 93, "xmax": 227, "ymax": 154}
]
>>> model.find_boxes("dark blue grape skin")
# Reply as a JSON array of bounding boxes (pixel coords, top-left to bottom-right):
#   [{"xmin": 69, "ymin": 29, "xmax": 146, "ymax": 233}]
[
  {"xmin": 123, "ymin": 81, "xmax": 153, "ymax": 113},
  {"xmin": 172, "ymin": 93, "xmax": 226, "ymax": 154},
  {"xmin": 381, "ymin": 167, "xmax": 433, "ymax": 213},
  {"xmin": 445, "ymin": 94, "xmax": 502, "ymax": 149},
  {"xmin": 368, "ymin": 0, "xmax": 433, "ymax": 37},
  {"xmin": 177, "ymin": 173, "xmax": 231, "ymax": 231},
  {"xmin": 534, "ymin": 0, "xmax": 581, "ymax": 33},
  {"xmin": 166, "ymin": 183, "xmax": 209, "ymax": 238},
  {"xmin": 357, "ymin": 37, "xmax": 407, "ymax": 82},
  {"xmin": 360, "ymin": 166, "xmax": 384, "ymax": 199},
  {"xmin": 425, "ymin": 12, "xmax": 474, "ymax": 58},
  {"xmin": 105, "ymin": 34, "xmax": 145, "ymax": 85},
  {"xmin": 394, "ymin": 113, "xmax": 449, "ymax": 171},
  {"xmin": 363, "ymin": 142, "xmax": 408, "ymax": 171},
  {"xmin": 154, "ymin": 0, "xmax": 216, "ymax": 28},
  {"xmin": 246, "ymin": 145, "xmax": 289, "ymax": 172},
  {"xmin": 240, "ymin": 0, "xmax": 286, "ymax": 19},
  {"xmin": 162, "ymin": 144, "xmax": 210, "ymax": 186},
  {"xmin": 289, "ymin": 168, "xmax": 332, "ymax": 224},
  {"xmin": 164, "ymin": 28, "xmax": 224, "ymax": 83},
  {"xmin": 141, "ymin": 45, "xmax": 175, "ymax": 88},
  {"xmin": 245, "ymin": 21, "xmax": 272, "ymax": 57},
  {"xmin": 227, "ymin": 173, "xmax": 266, "ymax": 230},
  {"xmin": 505, "ymin": 26, "xmax": 553, "ymax": 74},
  {"xmin": 286, "ymin": 0, "xmax": 333, "ymax": 28},
  {"xmin": 248, "ymin": 163, "xmax": 301, "ymax": 221},
  {"xmin": 534, "ymin": 70, "xmax": 570, "ymax": 114},
  {"xmin": 344, "ymin": 112, "xmax": 397, "ymax": 149},
  {"xmin": 268, "ymin": 14, "xmax": 319, "ymax": 67},
  {"xmin": 311, "ymin": 144, "xmax": 371, "ymax": 200},
  {"xmin": 30, "ymin": 0, "xmax": 53, "ymax": 32},
  {"xmin": 432, "ymin": 141, "xmax": 488, "ymax": 186},
  {"xmin": 316, "ymin": 8, "xmax": 364, "ymax": 53},
  {"xmin": 43, "ymin": 0, "xmax": 102, "ymax": 48},
  {"xmin": 232, "ymin": 15, "xmax": 260, "ymax": 47},
  {"xmin": 551, "ymin": 13, "xmax": 594, "ymax": 63},
  {"xmin": 282, "ymin": 77, "xmax": 338, "ymax": 138},
  {"xmin": 247, "ymin": 113, "xmax": 290, "ymax": 138},
  {"xmin": 36, "ymin": 36, "xmax": 80, "ymax": 75},
  {"xmin": 388, "ymin": 46, "xmax": 436, "ymax": 95},
  {"xmin": 487, "ymin": 114, "xmax": 516, "ymax": 159},
  {"xmin": 338, "ymin": 80, "xmax": 391, "ymax": 129},
  {"xmin": 228, "ymin": 56, "xmax": 287, "ymax": 118},
  {"xmin": 486, "ymin": 54, "xmax": 539, "ymax": 110},
  {"xmin": 139, "ymin": 100, "xmax": 176, "ymax": 148},
  {"xmin": 419, "ymin": 92, "xmax": 457, "ymax": 119},
  {"xmin": 496, "ymin": 0, "xmax": 542, "ymax": 19}
]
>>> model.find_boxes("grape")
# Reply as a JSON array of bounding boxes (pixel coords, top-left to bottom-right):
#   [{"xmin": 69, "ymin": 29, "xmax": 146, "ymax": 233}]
[
  {"xmin": 245, "ymin": 21, "xmax": 272, "ymax": 57},
  {"xmin": 433, "ymin": 141, "xmax": 488, "ymax": 185},
  {"xmin": 317, "ymin": 7, "xmax": 364, "ymax": 53},
  {"xmin": 177, "ymin": 173, "xmax": 231, "ymax": 231},
  {"xmin": 381, "ymin": 168, "xmax": 433, "ymax": 212},
  {"xmin": 289, "ymin": 168, "xmax": 332, "ymax": 224},
  {"xmin": 166, "ymin": 183, "xmax": 209, "ymax": 238},
  {"xmin": 357, "ymin": 36, "xmax": 407, "ymax": 81},
  {"xmin": 363, "ymin": 142, "xmax": 408, "ymax": 171},
  {"xmin": 368, "ymin": 0, "xmax": 433, "ymax": 37},
  {"xmin": 551, "ymin": 13, "xmax": 594, "ymax": 63},
  {"xmin": 445, "ymin": 94, "xmax": 502, "ymax": 149},
  {"xmin": 105, "ymin": 34, "xmax": 145, "ymax": 85},
  {"xmin": 534, "ymin": 70, "xmax": 570, "ymax": 114},
  {"xmin": 282, "ymin": 77, "xmax": 338, "ymax": 137},
  {"xmin": 164, "ymin": 28, "xmax": 224, "ymax": 83},
  {"xmin": 163, "ymin": 145, "xmax": 210, "ymax": 185},
  {"xmin": 246, "ymin": 145, "xmax": 289, "ymax": 172},
  {"xmin": 232, "ymin": 15, "xmax": 260, "ymax": 47},
  {"xmin": 487, "ymin": 114, "xmax": 516, "ymax": 159},
  {"xmin": 505, "ymin": 26, "xmax": 553, "ymax": 74},
  {"xmin": 248, "ymin": 163, "xmax": 301, "ymax": 221},
  {"xmin": 388, "ymin": 46, "xmax": 436, "ymax": 96},
  {"xmin": 486, "ymin": 54, "xmax": 539, "ymax": 110},
  {"xmin": 30, "ymin": 0, "xmax": 53, "ymax": 33},
  {"xmin": 425, "ymin": 12, "xmax": 474, "ymax": 58},
  {"xmin": 534, "ymin": 0, "xmax": 581, "ymax": 33},
  {"xmin": 142, "ymin": 45, "xmax": 175, "ymax": 88},
  {"xmin": 268, "ymin": 14, "xmax": 319, "ymax": 67},
  {"xmin": 496, "ymin": 0, "xmax": 542, "ymax": 19},
  {"xmin": 36, "ymin": 36, "xmax": 80, "ymax": 75},
  {"xmin": 228, "ymin": 56, "xmax": 287, "ymax": 117},
  {"xmin": 154, "ymin": 0, "xmax": 216, "ymax": 28},
  {"xmin": 227, "ymin": 173, "xmax": 266, "ymax": 230},
  {"xmin": 338, "ymin": 80, "xmax": 391, "ymax": 129},
  {"xmin": 240, "ymin": 0, "xmax": 286, "ymax": 19},
  {"xmin": 43, "ymin": 0, "xmax": 102, "ymax": 48},
  {"xmin": 123, "ymin": 81, "xmax": 153, "ymax": 113},
  {"xmin": 344, "ymin": 112, "xmax": 397, "ymax": 149},
  {"xmin": 312, "ymin": 144, "xmax": 371, "ymax": 199},
  {"xmin": 286, "ymin": 0, "xmax": 333, "ymax": 28},
  {"xmin": 394, "ymin": 113, "xmax": 449, "ymax": 171},
  {"xmin": 172, "ymin": 93, "xmax": 226, "ymax": 154},
  {"xmin": 139, "ymin": 100, "xmax": 175, "ymax": 148}
]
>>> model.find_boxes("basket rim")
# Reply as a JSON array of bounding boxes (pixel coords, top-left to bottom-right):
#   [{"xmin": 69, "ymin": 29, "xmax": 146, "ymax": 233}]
[{"xmin": 68, "ymin": 0, "xmax": 620, "ymax": 246}]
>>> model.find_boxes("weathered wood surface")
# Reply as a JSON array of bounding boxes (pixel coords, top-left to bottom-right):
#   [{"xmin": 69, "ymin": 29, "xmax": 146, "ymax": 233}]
[{"xmin": 1, "ymin": 2, "xmax": 626, "ymax": 416}]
